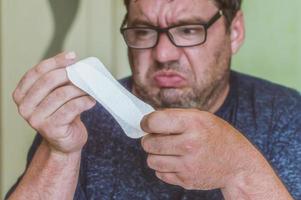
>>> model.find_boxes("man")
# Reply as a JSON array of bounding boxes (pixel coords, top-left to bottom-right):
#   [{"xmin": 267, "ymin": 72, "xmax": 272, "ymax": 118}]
[{"xmin": 6, "ymin": 0, "xmax": 301, "ymax": 199}]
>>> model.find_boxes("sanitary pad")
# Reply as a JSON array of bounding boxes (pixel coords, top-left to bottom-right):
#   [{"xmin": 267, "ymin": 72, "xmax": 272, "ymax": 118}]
[{"xmin": 66, "ymin": 57, "xmax": 154, "ymax": 139}]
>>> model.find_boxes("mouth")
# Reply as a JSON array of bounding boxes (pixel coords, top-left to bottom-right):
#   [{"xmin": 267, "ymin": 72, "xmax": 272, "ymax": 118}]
[{"xmin": 153, "ymin": 70, "xmax": 187, "ymax": 88}]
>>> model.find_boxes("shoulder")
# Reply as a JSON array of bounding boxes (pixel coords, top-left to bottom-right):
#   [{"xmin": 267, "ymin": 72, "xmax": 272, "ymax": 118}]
[
  {"xmin": 232, "ymin": 71, "xmax": 301, "ymax": 115},
  {"xmin": 227, "ymin": 71, "xmax": 301, "ymax": 152},
  {"xmin": 232, "ymin": 71, "xmax": 301, "ymax": 156},
  {"xmin": 233, "ymin": 71, "xmax": 300, "ymax": 103},
  {"xmin": 232, "ymin": 72, "xmax": 301, "ymax": 199}
]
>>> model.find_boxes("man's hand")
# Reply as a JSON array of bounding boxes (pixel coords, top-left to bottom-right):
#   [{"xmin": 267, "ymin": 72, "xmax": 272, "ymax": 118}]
[
  {"xmin": 8, "ymin": 52, "xmax": 96, "ymax": 199},
  {"xmin": 12, "ymin": 52, "xmax": 95, "ymax": 154},
  {"xmin": 141, "ymin": 109, "xmax": 293, "ymax": 199}
]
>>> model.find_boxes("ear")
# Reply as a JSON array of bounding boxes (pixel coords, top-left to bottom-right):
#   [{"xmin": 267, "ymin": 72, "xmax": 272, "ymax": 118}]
[{"xmin": 230, "ymin": 10, "xmax": 245, "ymax": 55}]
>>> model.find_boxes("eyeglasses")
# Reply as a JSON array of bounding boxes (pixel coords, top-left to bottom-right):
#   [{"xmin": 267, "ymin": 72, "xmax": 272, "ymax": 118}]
[{"xmin": 120, "ymin": 10, "xmax": 223, "ymax": 49}]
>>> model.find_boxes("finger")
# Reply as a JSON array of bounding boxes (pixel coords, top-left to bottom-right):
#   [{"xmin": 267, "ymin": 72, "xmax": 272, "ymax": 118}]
[
  {"xmin": 28, "ymin": 95, "xmax": 95, "ymax": 133},
  {"xmin": 141, "ymin": 109, "xmax": 196, "ymax": 135},
  {"xmin": 47, "ymin": 95, "xmax": 96, "ymax": 126},
  {"xmin": 155, "ymin": 172, "xmax": 183, "ymax": 187},
  {"xmin": 141, "ymin": 132, "xmax": 199, "ymax": 155},
  {"xmin": 18, "ymin": 69, "xmax": 70, "ymax": 119},
  {"xmin": 13, "ymin": 52, "xmax": 76, "ymax": 105},
  {"xmin": 33, "ymin": 85, "xmax": 87, "ymax": 119},
  {"xmin": 147, "ymin": 154, "xmax": 183, "ymax": 173}
]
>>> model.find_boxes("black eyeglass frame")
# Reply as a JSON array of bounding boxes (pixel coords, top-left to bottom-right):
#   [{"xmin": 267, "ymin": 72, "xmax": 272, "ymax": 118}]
[{"xmin": 120, "ymin": 10, "xmax": 223, "ymax": 49}]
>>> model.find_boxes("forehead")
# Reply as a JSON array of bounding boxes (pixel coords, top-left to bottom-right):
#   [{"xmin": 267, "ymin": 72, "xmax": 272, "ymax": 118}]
[{"xmin": 128, "ymin": 0, "xmax": 218, "ymax": 25}]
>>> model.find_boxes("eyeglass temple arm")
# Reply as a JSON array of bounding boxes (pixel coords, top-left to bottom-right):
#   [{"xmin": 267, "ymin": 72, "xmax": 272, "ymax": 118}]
[{"xmin": 205, "ymin": 10, "xmax": 223, "ymax": 29}]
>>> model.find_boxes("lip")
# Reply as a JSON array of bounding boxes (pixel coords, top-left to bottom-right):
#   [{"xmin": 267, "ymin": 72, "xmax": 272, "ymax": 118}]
[{"xmin": 153, "ymin": 71, "xmax": 186, "ymax": 88}]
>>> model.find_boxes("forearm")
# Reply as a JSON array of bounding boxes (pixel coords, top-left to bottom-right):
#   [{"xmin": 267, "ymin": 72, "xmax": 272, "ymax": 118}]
[
  {"xmin": 8, "ymin": 140, "xmax": 81, "ymax": 200},
  {"xmin": 222, "ymin": 154, "xmax": 293, "ymax": 200}
]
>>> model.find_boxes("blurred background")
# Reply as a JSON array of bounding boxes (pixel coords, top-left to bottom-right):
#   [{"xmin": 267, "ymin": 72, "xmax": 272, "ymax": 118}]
[{"xmin": 0, "ymin": 0, "xmax": 300, "ymax": 198}]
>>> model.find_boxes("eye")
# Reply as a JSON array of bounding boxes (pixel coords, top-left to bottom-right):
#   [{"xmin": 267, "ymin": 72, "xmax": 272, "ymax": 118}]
[
  {"xmin": 132, "ymin": 29, "xmax": 155, "ymax": 39},
  {"xmin": 176, "ymin": 25, "xmax": 205, "ymax": 36},
  {"xmin": 135, "ymin": 29, "xmax": 149, "ymax": 36},
  {"xmin": 182, "ymin": 28, "xmax": 198, "ymax": 34}
]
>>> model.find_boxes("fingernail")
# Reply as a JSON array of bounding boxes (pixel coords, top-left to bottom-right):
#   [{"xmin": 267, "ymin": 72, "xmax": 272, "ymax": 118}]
[{"xmin": 65, "ymin": 51, "xmax": 76, "ymax": 60}]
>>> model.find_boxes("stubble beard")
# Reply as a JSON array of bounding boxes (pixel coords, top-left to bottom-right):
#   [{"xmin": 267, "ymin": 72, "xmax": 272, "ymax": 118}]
[
  {"xmin": 133, "ymin": 69, "xmax": 230, "ymax": 111},
  {"xmin": 129, "ymin": 48, "xmax": 231, "ymax": 111}
]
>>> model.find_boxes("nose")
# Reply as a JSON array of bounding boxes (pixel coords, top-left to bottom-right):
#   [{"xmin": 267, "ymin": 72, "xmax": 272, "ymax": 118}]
[{"xmin": 153, "ymin": 33, "xmax": 181, "ymax": 64}]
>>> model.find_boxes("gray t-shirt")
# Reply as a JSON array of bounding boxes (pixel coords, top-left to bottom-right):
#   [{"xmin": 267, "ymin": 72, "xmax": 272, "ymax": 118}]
[{"xmin": 6, "ymin": 71, "xmax": 301, "ymax": 199}]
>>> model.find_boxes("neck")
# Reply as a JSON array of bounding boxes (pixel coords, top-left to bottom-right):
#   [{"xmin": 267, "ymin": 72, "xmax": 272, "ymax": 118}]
[{"xmin": 206, "ymin": 82, "xmax": 230, "ymax": 113}]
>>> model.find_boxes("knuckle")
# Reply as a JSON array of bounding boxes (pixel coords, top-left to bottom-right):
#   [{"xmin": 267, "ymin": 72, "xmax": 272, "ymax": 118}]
[
  {"xmin": 34, "ymin": 62, "xmax": 47, "ymax": 75},
  {"xmin": 18, "ymin": 104, "xmax": 29, "ymax": 118},
  {"xmin": 156, "ymin": 146, "xmax": 164, "ymax": 154},
  {"xmin": 155, "ymin": 162, "xmax": 164, "ymax": 170},
  {"xmin": 149, "ymin": 156, "xmax": 164, "ymax": 170},
  {"xmin": 182, "ymin": 183, "xmax": 194, "ymax": 190},
  {"xmin": 181, "ymin": 139, "xmax": 198, "ymax": 153},
  {"xmin": 141, "ymin": 137, "xmax": 147, "ymax": 150},
  {"xmin": 63, "ymin": 96, "xmax": 90, "ymax": 115},
  {"xmin": 39, "ymin": 73, "xmax": 52, "ymax": 86},
  {"xmin": 60, "ymin": 106, "xmax": 73, "ymax": 118},
  {"xmin": 159, "ymin": 173, "xmax": 168, "ymax": 181},
  {"xmin": 12, "ymin": 89, "xmax": 19, "ymax": 104},
  {"xmin": 41, "ymin": 69, "xmax": 66, "ymax": 87},
  {"xmin": 177, "ymin": 174, "xmax": 193, "ymax": 189},
  {"xmin": 151, "ymin": 138, "xmax": 163, "ymax": 153},
  {"xmin": 155, "ymin": 172, "xmax": 164, "ymax": 180},
  {"xmin": 76, "ymin": 96, "xmax": 90, "ymax": 108},
  {"xmin": 35, "ymin": 58, "xmax": 55, "ymax": 74},
  {"xmin": 46, "ymin": 70, "xmax": 60, "ymax": 83},
  {"xmin": 146, "ymin": 155, "xmax": 155, "ymax": 168},
  {"xmin": 85, "ymin": 97, "xmax": 96, "ymax": 108},
  {"xmin": 141, "ymin": 137, "xmax": 151, "ymax": 152},
  {"xmin": 87, "ymin": 99, "xmax": 96, "ymax": 109},
  {"xmin": 28, "ymin": 115, "xmax": 42, "ymax": 129},
  {"xmin": 53, "ymin": 87, "xmax": 68, "ymax": 100}
]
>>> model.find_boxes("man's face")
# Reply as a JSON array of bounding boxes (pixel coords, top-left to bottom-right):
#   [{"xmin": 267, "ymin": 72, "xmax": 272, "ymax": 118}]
[{"xmin": 127, "ymin": 0, "xmax": 234, "ymax": 110}]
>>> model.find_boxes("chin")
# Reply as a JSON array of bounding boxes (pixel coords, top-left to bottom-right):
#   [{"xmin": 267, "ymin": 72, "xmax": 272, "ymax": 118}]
[
  {"xmin": 157, "ymin": 88, "xmax": 200, "ymax": 109},
  {"xmin": 134, "ymin": 81, "xmax": 207, "ymax": 110},
  {"xmin": 159, "ymin": 88, "xmax": 184, "ymax": 103}
]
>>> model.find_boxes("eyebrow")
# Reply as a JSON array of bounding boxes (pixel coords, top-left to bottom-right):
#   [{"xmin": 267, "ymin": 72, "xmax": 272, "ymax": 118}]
[
  {"xmin": 128, "ymin": 19, "xmax": 155, "ymax": 27},
  {"xmin": 128, "ymin": 15, "xmax": 208, "ymax": 28},
  {"xmin": 173, "ymin": 17, "xmax": 207, "ymax": 26}
]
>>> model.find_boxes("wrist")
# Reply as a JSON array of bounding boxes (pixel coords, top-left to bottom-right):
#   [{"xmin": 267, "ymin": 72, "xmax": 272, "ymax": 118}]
[
  {"xmin": 42, "ymin": 140, "xmax": 82, "ymax": 165},
  {"xmin": 9, "ymin": 139, "xmax": 82, "ymax": 200},
  {"xmin": 222, "ymin": 154, "xmax": 291, "ymax": 200}
]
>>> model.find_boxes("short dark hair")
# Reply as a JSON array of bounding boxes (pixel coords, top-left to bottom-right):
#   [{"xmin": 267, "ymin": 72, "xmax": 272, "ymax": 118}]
[{"xmin": 122, "ymin": 0, "xmax": 242, "ymax": 28}]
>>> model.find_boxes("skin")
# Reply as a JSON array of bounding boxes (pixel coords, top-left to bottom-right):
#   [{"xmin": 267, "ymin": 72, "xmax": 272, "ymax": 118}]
[
  {"xmin": 129, "ymin": 0, "xmax": 293, "ymax": 199},
  {"xmin": 128, "ymin": 0, "xmax": 232, "ymax": 111},
  {"xmin": 9, "ymin": 52, "xmax": 96, "ymax": 199},
  {"xmin": 9, "ymin": 0, "xmax": 293, "ymax": 199},
  {"xmin": 141, "ymin": 110, "xmax": 293, "ymax": 199}
]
